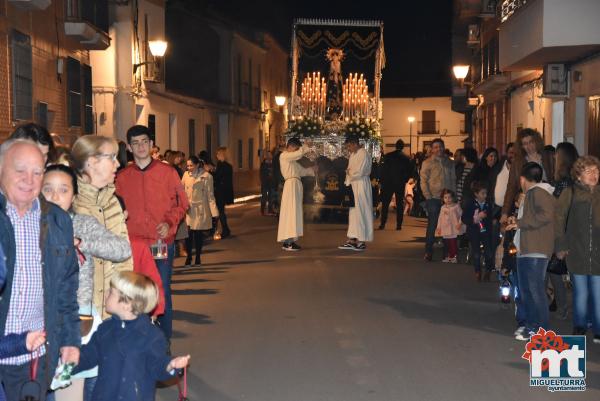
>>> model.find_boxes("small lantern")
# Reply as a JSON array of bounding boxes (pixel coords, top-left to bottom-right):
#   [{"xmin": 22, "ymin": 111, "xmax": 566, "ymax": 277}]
[
  {"xmin": 500, "ymin": 278, "xmax": 511, "ymax": 304},
  {"xmin": 150, "ymin": 239, "xmax": 168, "ymax": 260},
  {"xmin": 508, "ymin": 241, "xmax": 518, "ymax": 256}
]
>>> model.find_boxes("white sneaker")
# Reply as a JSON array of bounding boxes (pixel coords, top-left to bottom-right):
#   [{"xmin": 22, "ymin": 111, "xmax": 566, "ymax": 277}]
[
  {"xmin": 449, "ymin": 257, "xmax": 458, "ymax": 264},
  {"xmin": 442, "ymin": 257, "xmax": 450, "ymax": 263},
  {"xmin": 514, "ymin": 326, "xmax": 526, "ymax": 336},
  {"xmin": 515, "ymin": 329, "xmax": 534, "ymax": 341}
]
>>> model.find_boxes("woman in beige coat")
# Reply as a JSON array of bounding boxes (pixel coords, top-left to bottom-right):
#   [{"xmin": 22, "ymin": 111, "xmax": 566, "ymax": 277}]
[
  {"xmin": 181, "ymin": 156, "xmax": 218, "ymax": 266},
  {"xmin": 71, "ymin": 136, "xmax": 134, "ymax": 319}
]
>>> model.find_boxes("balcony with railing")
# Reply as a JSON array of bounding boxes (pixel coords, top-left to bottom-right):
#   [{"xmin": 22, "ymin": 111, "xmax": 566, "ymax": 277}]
[
  {"xmin": 417, "ymin": 121, "xmax": 440, "ymax": 135},
  {"xmin": 499, "ymin": 0, "xmax": 600, "ymax": 71},
  {"xmin": 64, "ymin": 0, "xmax": 110, "ymax": 50},
  {"xmin": 8, "ymin": 0, "xmax": 50, "ymax": 10}
]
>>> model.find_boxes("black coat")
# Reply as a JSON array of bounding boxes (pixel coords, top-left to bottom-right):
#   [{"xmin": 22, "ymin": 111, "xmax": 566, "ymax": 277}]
[
  {"xmin": 214, "ymin": 161, "xmax": 234, "ymax": 205},
  {"xmin": 380, "ymin": 150, "xmax": 413, "ymax": 192}
]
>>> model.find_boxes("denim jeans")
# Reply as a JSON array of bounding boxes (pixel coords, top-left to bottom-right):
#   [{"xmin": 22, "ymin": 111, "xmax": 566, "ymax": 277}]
[
  {"xmin": 156, "ymin": 243, "xmax": 176, "ymax": 339},
  {"xmin": 516, "ymin": 256, "xmax": 549, "ymax": 333},
  {"xmin": 83, "ymin": 375, "xmax": 97, "ymax": 401},
  {"xmin": 571, "ymin": 274, "xmax": 600, "ymax": 334},
  {"xmin": 424, "ymin": 198, "xmax": 442, "ymax": 254},
  {"xmin": 510, "ymin": 269, "xmax": 527, "ymax": 328}
]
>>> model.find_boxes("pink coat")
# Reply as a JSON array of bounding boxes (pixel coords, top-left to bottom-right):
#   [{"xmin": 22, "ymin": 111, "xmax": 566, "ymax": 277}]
[{"xmin": 436, "ymin": 203, "xmax": 465, "ymax": 239}]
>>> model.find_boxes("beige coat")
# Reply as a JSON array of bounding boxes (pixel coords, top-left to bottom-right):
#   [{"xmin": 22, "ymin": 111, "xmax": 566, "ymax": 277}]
[
  {"xmin": 182, "ymin": 169, "xmax": 219, "ymax": 230},
  {"xmin": 73, "ymin": 180, "xmax": 134, "ymax": 319},
  {"xmin": 420, "ymin": 155, "xmax": 456, "ymax": 200}
]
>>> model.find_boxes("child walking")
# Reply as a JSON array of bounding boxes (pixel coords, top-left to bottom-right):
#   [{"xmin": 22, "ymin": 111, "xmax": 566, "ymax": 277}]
[
  {"xmin": 74, "ymin": 272, "xmax": 190, "ymax": 401},
  {"xmin": 436, "ymin": 189, "xmax": 463, "ymax": 263},
  {"xmin": 404, "ymin": 178, "xmax": 416, "ymax": 216},
  {"xmin": 462, "ymin": 181, "xmax": 495, "ymax": 281}
]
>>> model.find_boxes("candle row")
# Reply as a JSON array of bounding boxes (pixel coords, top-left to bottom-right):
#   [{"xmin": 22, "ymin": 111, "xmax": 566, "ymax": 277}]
[
  {"xmin": 300, "ymin": 72, "xmax": 327, "ymax": 118},
  {"xmin": 343, "ymin": 73, "xmax": 369, "ymax": 118}
]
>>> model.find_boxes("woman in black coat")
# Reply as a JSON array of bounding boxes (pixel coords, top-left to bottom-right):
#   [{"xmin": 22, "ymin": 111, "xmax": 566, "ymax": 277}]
[{"xmin": 213, "ymin": 147, "xmax": 234, "ymax": 238}]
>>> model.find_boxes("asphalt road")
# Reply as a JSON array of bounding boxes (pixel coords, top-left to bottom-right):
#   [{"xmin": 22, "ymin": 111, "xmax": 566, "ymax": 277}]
[{"xmin": 157, "ymin": 202, "xmax": 600, "ymax": 401}]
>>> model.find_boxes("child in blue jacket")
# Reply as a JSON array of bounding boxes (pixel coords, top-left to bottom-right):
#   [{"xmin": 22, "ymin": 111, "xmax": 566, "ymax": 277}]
[
  {"xmin": 74, "ymin": 272, "xmax": 190, "ymax": 401},
  {"xmin": 0, "ymin": 244, "xmax": 46, "ymax": 401},
  {"xmin": 461, "ymin": 181, "xmax": 495, "ymax": 282}
]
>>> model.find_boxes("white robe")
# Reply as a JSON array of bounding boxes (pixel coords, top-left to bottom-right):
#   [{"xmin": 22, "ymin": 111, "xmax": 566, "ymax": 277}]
[
  {"xmin": 277, "ymin": 147, "xmax": 314, "ymax": 242},
  {"xmin": 345, "ymin": 147, "xmax": 374, "ymax": 242}
]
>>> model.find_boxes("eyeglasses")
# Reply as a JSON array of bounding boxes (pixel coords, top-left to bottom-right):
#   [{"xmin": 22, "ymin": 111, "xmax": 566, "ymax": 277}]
[
  {"xmin": 96, "ymin": 153, "xmax": 118, "ymax": 162},
  {"xmin": 130, "ymin": 139, "xmax": 150, "ymax": 147}
]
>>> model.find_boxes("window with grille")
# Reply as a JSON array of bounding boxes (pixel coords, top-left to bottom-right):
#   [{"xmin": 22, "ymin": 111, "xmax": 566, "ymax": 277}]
[
  {"xmin": 67, "ymin": 57, "xmax": 81, "ymax": 127},
  {"xmin": 148, "ymin": 114, "xmax": 156, "ymax": 142},
  {"xmin": 11, "ymin": 30, "xmax": 32, "ymax": 121},
  {"xmin": 83, "ymin": 64, "xmax": 93, "ymax": 134},
  {"xmin": 248, "ymin": 138, "xmax": 254, "ymax": 170}
]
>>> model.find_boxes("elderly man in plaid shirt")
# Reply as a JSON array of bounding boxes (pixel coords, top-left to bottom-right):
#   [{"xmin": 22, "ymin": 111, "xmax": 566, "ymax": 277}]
[{"xmin": 0, "ymin": 138, "xmax": 80, "ymax": 401}]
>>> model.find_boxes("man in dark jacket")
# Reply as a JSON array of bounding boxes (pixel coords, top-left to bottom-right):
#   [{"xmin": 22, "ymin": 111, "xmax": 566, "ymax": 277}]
[
  {"xmin": 0, "ymin": 139, "xmax": 80, "ymax": 401},
  {"xmin": 214, "ymin": 147, "xmax": 234, "ymax": 238},
  {"xmin": 379, "ymin": 139, "xmax": 413, "ymax": 230}
]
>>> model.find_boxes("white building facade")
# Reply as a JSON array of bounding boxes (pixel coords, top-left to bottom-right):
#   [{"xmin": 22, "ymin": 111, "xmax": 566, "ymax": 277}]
[
  {"xmin": 90, "ymin": 0, "xmax": 289, "ymax": 193},
  {"xmin": 381, "ymin": 97, "xmax": 468, "ymax": 155}
]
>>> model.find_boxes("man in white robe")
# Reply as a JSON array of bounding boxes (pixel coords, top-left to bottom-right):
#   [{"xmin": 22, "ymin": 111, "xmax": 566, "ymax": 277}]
[
  {"xmin": 277, "ymin": 137, "xmax": 315, "ymax": 251},
  {"xmin": 339, "ymin": 135, "xmax": 374, "ymax": 251}
]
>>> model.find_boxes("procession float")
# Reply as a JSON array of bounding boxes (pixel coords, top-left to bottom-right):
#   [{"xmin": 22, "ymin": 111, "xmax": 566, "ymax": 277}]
[{"xmin": 285, "ymin": 18, "xmax": 385, "ymax": 219}]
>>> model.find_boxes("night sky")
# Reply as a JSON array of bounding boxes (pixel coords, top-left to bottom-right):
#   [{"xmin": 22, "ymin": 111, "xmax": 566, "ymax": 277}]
[{"xmin": 173, "ymin": 0, "xmax": 452, "ymax": 98}]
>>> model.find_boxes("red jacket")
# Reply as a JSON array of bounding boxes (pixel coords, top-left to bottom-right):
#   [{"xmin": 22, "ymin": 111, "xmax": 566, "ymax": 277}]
[
  {"xmin": 116, "ymin": 159, "xmax": 189, "ymax": 245},
  {"xmin": 130, "ymin": 239, "xmax": 165, "ymax": 317}
]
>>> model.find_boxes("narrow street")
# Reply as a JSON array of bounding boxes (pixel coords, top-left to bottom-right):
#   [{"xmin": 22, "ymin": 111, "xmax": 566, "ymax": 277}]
[{"xmin": 158, "ymin": 202, "xmax": 600, "ymax": 401}]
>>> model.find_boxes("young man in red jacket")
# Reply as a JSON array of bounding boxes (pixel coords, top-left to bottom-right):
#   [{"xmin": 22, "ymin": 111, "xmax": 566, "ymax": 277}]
[{"xmin": 116, "ymin": 125, "xmax": 189, "ymax": 341}]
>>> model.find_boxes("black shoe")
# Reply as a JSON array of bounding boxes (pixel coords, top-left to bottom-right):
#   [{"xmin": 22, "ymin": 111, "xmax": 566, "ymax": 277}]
[
  {"xmin": 221, "ymin": 230, "xmax": 231, "ymax": 239},
  {"xmin": 424, "ymin": 253, "xmax": 432, "ymax": 262},
  {"xmin": 282, "ymin": 242, "xmax": 301, "ymax": 251},
  {"xmin": 549, "ymin": 298, "xmax": 558, "ymax": 312},
  {"xmin": 377, "ymin": 225, "xmax": 385, "ymax": 230},
  {"xmin": 573, "ymin": 327, "xmax": 587, "ymax": 335},
  {"xmin": 184, "ymin": 257, "xmax": 192, "ymax": 267},
  {"xmin": 194, "ymin": 258, "xmax": 201, "ymax": 266},
  {"xmin": 396, "ymin": 226, "xmax": 402, "ymax": 231}
]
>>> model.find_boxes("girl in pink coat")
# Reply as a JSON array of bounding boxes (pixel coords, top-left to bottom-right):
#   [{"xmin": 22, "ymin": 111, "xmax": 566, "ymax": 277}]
[{"xmin": 436, "ymin": 189, "xmax": 464, "ymax": 263}]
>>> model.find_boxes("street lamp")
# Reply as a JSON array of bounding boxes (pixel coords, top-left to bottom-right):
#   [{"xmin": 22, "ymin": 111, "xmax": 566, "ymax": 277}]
[
  {"xmin": 274, "ymin": 96, "xmax": 287, "ymax": 107},
  {"xmin": 133, "ymin": 40, "xmax": 169, "ymax": 75},
  {"xmin": 452, "ymin": 65, "xmax": 470, "ymax": 86},
  {"xmin": 408, "ymin": 116, "xmax": 415, "ymax": 155}
]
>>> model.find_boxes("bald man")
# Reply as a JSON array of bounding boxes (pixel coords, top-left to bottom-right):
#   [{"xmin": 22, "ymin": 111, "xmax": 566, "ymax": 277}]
[{"xmin": 0, "ymin": 140, "xmax": 80, "ymax": 401}]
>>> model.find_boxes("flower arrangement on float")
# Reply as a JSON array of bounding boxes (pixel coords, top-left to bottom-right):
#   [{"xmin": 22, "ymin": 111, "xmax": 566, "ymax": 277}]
[
  {"xmin": 344, "ymin": 118, "xmax": 381, "ymax": 142},
  {"xmin": 285, "ymin": 117, "xmax": 325, "ymax": 138}
]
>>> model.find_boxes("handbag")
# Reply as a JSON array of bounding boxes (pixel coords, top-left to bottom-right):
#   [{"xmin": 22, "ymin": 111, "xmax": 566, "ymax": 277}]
[
  {"xmin": 341, "ymin": 185, "xmax": 355, "ymax": 208},
  {"xmin": 547, "ymin": 187, "xmax": 574, "ymax": 275}
]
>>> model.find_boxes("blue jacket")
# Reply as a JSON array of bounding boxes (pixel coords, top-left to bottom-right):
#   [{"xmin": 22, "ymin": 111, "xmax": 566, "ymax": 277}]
[
  {"xmin": 76, "ymin": 314, "xmax": 175, "ymax": 401},
  {"xmin": 461, "ymin": 197, "xmax": 493, "ymax": 239},
  {"xmin": 0, "ymin": 193, "xmax": 80, "ymax": 382}
]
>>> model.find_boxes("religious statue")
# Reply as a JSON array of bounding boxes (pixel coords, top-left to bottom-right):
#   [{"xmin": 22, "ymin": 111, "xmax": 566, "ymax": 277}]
[{"xmin": 326, "ymin": 48, "xmax": 345, "ymax": 118}]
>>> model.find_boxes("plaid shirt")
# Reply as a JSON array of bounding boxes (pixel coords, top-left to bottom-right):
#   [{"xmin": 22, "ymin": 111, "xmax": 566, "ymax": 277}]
[{"xmin": 0, "ymin": 199, "xmax": 45, "ymax": 365}]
